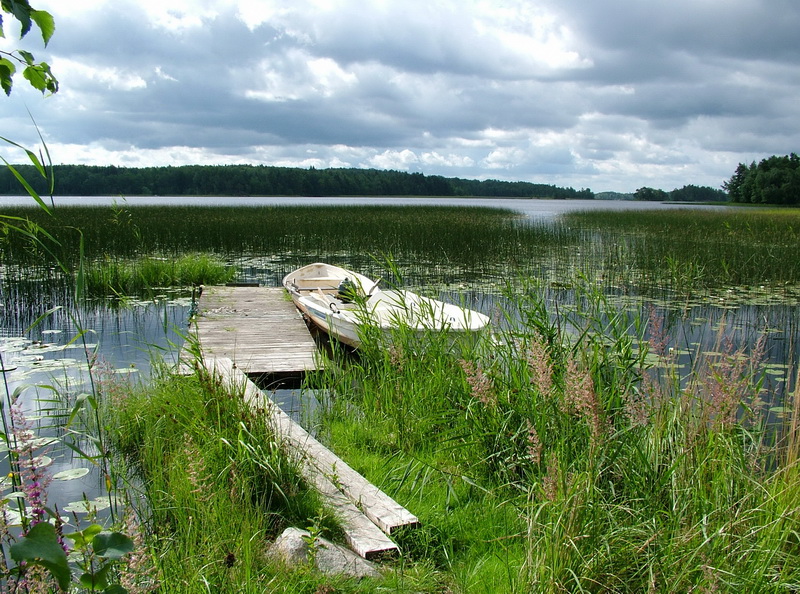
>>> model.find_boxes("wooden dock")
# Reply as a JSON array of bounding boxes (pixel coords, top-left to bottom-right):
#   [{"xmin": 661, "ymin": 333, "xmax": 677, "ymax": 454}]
[
  {"xmin": 186, "ymin": 286, "xmax": 321, "ymax": 374},
  {"xmin": 184, "ymin": 287, "xmax": 420, "ymax": 560},
  {"xmin": 208, "ymin": 357, "xmax": 419, "ymax": 560}
]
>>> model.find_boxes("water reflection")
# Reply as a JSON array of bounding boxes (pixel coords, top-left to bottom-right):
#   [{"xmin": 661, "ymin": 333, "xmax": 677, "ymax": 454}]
[{"xmin": 0, "ymin": 297, "xmax": 190, "ymax": 528}]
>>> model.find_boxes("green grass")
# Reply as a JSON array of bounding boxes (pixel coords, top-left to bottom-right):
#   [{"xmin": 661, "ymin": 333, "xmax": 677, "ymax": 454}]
[
  {"xmin": 302, "ymin": 282, "xmax": 800, "ymax": 592},
  {"xmin": 82, "ymin": 253, "xmax": 235, "ymax": 296}
]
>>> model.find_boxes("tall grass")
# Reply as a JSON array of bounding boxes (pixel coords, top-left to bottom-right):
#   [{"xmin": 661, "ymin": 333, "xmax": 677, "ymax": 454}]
[
  {"xmin": 82, "ymin": 253, "xmax": 235, "ymax": 296},
  {"xmin": 105, "ymin": 363, "xmax": 350, "ymax": 591},
  {"xmin": 4, "ymin": 203, "xmax": 800, "ymax": 296},
  {"xmin": 562, "ymin": 208, "xmax": 800, "ymax": 292},
  {"xmin": 308, "ymin": 277, "xmax": 800, "ymax": 592}
]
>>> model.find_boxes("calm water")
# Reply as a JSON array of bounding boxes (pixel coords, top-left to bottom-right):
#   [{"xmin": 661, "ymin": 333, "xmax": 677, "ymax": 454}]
[{"xmin": 0, "ymin": 195, "xmax": 731, "ymax": 221}]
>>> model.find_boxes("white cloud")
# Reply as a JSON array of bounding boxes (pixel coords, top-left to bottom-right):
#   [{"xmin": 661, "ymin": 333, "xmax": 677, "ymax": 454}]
[{"xmin": 2, "ymin": 0, "xmax": 798, "ymax": 192}]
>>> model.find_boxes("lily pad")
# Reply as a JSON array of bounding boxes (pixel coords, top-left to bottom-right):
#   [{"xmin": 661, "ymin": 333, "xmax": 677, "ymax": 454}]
[
  {"xmin": 63, "ymin": 496, "xmax": 112, "ymax": 514},
  {"xmin": 52, "ymin": 468, "xmax": 91, "ymax": 481}
]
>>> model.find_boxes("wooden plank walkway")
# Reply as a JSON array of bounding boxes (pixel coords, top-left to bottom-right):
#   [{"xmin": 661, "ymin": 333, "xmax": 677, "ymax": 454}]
[
  {"xmin": 186, "ymin": 286, "xmax": 321, "ymax": 374},
  {"xmin": 209, "ymin": 357, "xmax": 419, "ymax": 560}
]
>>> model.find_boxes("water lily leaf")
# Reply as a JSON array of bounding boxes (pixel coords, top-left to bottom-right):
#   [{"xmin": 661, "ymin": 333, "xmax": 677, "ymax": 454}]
[
  {"xmin": 53, "ymin": 468, "xmax": 90, "ymax": 481},
  {"xmin": 29, "ymin": 436, "xmax": 59, "ymax": 449},
  {"xmin": 3, "ymin": 508, "xmax": 23, "ymax": 526},
  {"xmin": 63, "ymin": 500, "xmax": 94, "ymax": 513},
  {"xmin": 64, "ymin": 496, "xmax": 112, "ymax": 514}
]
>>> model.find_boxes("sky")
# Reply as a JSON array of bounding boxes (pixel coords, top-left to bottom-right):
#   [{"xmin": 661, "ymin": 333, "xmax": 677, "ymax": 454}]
[{"xmin": 1, "ymin": 0, "xmax": 798, "ymax": 193}]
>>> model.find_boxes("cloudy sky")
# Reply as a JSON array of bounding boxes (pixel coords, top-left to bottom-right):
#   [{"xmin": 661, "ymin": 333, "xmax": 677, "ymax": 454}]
[{"xmin": 1, "ymin": 0, "xmax": 798, "ymax": 193}]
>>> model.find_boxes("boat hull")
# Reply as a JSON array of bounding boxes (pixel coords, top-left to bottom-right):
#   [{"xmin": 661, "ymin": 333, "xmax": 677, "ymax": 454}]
[{"xmin": 283, "ymin": 263, "xmax": 490, "ymax": 348}]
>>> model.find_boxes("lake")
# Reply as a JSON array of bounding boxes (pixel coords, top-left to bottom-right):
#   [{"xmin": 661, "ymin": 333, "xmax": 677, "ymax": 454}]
[{"xmin": 0, "ymin": 195, "xmax": 731, "ymax": 221}]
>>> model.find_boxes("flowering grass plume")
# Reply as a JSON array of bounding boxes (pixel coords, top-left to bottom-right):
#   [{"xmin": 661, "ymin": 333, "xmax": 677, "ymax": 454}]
[
  {"xmin": 118, "ymin": 509, "xmax": 160, "ymax": 593},
  {"xmin": 525, "ymin": 337, "xmax": 553, "ymax": 396},
  {"xmin": 460, "ymin": 359, "xmax": 495, "ymax": 406},
  {"xmin": 563, "ymin": 359, "xmax": 607, "ymax": 447}
]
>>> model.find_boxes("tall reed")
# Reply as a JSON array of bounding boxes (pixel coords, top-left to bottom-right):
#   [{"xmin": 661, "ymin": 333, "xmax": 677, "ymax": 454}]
[{"xmin": 311, "ymin": 274, "xmax": 800, "ymax": 592}]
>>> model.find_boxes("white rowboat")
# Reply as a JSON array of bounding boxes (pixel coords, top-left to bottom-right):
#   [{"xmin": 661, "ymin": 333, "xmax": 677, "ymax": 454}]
[{"xmin": 282, "ymin": 262, "xmax": 490, "ymax": 348}]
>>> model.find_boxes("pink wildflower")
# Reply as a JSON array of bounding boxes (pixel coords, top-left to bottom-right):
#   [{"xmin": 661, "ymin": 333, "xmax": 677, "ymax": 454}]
[{"xmin": 10, "ymin": 405, "xmax": 52, "ymax": 532}]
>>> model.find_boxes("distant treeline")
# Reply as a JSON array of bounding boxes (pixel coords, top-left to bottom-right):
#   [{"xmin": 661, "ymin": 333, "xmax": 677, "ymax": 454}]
[
  {"xmin": 0, "ymin": 164, "xmax": 594, "ymax": 199},
  {"xmin": 724, "ymin": 153, "xmax": 800, "ymax": 205},
  {"xmin": 634, "ymin": 185, "xmax": 728, "ymax": 202}
]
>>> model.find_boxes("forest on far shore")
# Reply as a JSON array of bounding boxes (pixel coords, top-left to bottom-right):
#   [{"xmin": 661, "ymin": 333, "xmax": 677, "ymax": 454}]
[{"xmin": 0, "ymin": 164, "xmax": 594, "ymax": 199}]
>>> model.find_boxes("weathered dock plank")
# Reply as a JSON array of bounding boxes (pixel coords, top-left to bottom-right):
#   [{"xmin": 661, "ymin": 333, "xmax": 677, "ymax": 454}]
[
  {"xmin": 209, "ymin": 357, "xmax": 406, "ymax": 560},
  {"xmin": 186, "ymin": 286, "xmax": 321, "ymax": 374}
]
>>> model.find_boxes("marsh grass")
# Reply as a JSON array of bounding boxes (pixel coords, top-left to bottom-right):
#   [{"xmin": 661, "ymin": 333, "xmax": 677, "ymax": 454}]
[
  {"xmin": 82, "ymin": 253, "xmax": 235, "ymax": 296},
  {"xmin": 308, "ymin": 278, "xmax": 800, "ymax": 592},
  {"xmin": 105, "ymin": 363, "xmax": 365, "ymax": 591},
  {"xmin": 4, "ymin": 204, "xmax": 800, "ymax": 300},
  {"xmin": 562, "ymin": 208, "xmax": 800, "ymax": 292}
]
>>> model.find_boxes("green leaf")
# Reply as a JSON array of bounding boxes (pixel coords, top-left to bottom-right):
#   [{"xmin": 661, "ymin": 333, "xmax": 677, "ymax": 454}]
[
  {"xmin": 0, "ymin": 158, "xmax": 50, "ymax": 213},
  {"xmin": 53, "ymin": 467, "xmax": 91, "ymax": 481},
  {"xmin": 0, "ymin": 57, "xmax": 15, "ymax": 95},
  {"xmin": 93, "ymin": 531, "xmax": 134, "ymax": 560},
  {"xmin": 18, "ymin": 49, "xmax": 34, "ymax": 64},
  {"xmin": 9, "ymin": 522, "xmax": 71, "ymax": 590},
  {"xmin": 30, "ymin": 9, "xmax": 55, "ymax": 46},
  {"xmin": 65, "ymin": 523, "xmax": 103, "ymax": 549},
  {"xmin": 80, "ymin": 563, "xmax": 112, "ymax": 590},
  {"xmin": 23, "ymin": 63, "xmax": 46, "ymax": 91},
  {"xmin": 8, "ymin": 0, "xmax": 33, "ymax": 38}
]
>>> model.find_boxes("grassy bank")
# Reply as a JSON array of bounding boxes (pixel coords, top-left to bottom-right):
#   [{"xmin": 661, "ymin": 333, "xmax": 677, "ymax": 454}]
[
  {"xmin": 308, "ymin": 282, "xmax": 800, "ymax": 591},
  {"xmin": 98, "ymin": 278, "xmax": 800, "ymax": 592}
]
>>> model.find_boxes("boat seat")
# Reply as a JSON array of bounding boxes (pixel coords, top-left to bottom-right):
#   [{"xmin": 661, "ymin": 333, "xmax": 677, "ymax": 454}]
[{"xmin": 291, "ymin": 277, "xmax": 344, "ymax": 291}]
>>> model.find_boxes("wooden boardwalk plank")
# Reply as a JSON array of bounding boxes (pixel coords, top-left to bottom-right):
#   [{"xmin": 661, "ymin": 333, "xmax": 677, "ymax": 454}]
[
  {"xmin": 186, "ymin": 286, "xmax": 321, "ymax": 374},
  {"xmin": 209, "ymin": 357, "xmax": 403, "ymax": 560}
]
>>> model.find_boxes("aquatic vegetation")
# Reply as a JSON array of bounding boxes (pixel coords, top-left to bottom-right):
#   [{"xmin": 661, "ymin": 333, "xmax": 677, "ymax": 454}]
[{"xmin": 81, "ymin": 253, "xmax": 235, "ymax": 297}]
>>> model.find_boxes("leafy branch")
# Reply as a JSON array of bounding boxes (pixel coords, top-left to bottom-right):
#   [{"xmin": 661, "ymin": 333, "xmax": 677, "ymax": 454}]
[{"xmin": 0, "ymin": 0, "xmax": 58, "ymax": 95}]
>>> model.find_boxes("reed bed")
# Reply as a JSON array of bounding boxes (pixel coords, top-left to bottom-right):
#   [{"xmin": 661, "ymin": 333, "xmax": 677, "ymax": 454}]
[
  {"xmin": 562, "ymin": 208, "xmax": 800, "ymax": 292},
  {"xmin": 309, "ymin": 281, "xmax": 800, "ymax": 592},
  {"xmin": 5, "ymin": 200, "xmax": 800, "ymax": 590}
]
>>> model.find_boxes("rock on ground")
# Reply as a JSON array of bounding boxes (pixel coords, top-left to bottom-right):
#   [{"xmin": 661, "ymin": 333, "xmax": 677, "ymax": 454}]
[{"xmin": 268, "ymin": 527, "xmax": 381, "ymax": 579}]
